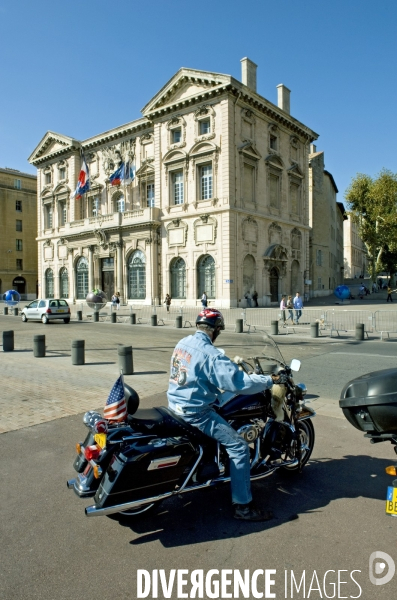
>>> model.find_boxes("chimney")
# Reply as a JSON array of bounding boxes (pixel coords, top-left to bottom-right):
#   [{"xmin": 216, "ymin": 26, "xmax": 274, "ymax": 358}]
[
  {"xmin": 310, "ymin": 144, "xmax": 317, "ymax": 154},
  {"xmin": 276, "ymin": 84, "xmax": 291, "ymax": 114},
  {"xmin": 240, "ymin": 57, "xmax": 257, "ymax": 92}
]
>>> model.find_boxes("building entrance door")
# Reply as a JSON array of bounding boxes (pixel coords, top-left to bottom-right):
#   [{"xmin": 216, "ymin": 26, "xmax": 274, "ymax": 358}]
[
  {"xmin": 101, "ymin": 258, "xmax": 114, "ymax": 299},
  {"xmin": 13, "ymin": 277, "xmax": 26, "ymax": 294},
  {"xmin": 269, "ymin": 268, "xmax": 279, "ymax": 302}
]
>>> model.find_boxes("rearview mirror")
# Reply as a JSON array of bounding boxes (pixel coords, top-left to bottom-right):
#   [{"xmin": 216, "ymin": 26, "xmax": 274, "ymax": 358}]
[{"xmin": 290, "ymin": 359, "xmax": 301, "ymax": 372}]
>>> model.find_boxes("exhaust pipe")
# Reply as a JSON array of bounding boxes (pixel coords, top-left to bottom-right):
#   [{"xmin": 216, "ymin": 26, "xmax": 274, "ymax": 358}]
[
  {"xmin": 85, "ymin": 491, "xmax": 175, "ymax": 517},
  {"xmin": 67, "ymin": 479, "xmax": 76, "ymax": 489}
]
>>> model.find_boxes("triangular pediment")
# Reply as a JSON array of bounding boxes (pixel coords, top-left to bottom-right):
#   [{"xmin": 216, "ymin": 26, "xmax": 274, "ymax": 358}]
[
  {"xmin": 29, "ymin": 131, "xmax": 80, "ymax": 165},
  {"xmin": 142, "ymin": 68, "xmax": 231, "ymax": 116},
  {"xmin": 136, "ymin": 161, "xmax": 155, "ymax": 178},
  {"xmin": 238, "ymin": 142, "xmax": 261, "ymax": 160},
  {"xmin": 287, "ymin": 163, "xmax": 304, "ymax": 178}
]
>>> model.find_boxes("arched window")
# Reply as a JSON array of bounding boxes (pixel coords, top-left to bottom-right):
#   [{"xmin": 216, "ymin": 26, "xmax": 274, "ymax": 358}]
[
  {"xmin": 197, "ymin": 254, "xmax": 215, "ymax": 299},
  {"xmin": 76, "ymin": 257, "xmax": 89, "ymax": 299},
  {"xmin": 45, "ymin": 269, "xmax": 54, "ymax": 298},
  {"xmin": 60, "ymin": 268, "xmax": 69, "ymax": 298},
  {"xmin": 243, "ymin": 254, "xmax": 255, "ymax": 295},
  {"xmin": 128, "ymin": 251, "xmax": 146, "ymax": 299},
  {"xmin": 114, "ymin": 193, "xmax": 125, "ymax": 213},
  {"xmin": 170, "ymin": 258, "xmax": 186, "ymax": 299}
]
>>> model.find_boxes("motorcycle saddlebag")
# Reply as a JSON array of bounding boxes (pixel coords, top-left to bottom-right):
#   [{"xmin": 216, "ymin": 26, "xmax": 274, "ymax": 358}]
[
  {"xmin": 339, "ymin": 368, "xmax": 397, "ymax": 434},
  {"xmin": 94, "ymin": 437, "xmax": 198, "ymax": 508}
]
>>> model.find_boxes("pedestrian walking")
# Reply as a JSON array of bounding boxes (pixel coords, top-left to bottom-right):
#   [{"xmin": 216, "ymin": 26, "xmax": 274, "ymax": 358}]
[
  {"xmin": 111, "ymin": 293, "xmax": 118, "ymax": 310},
  {"xmin": 164, "ymin": 294, "xmax": 171, "ymax": 312},
  {"xmin": 386, "ymin": 284, "xmax": 393, "ymax": 303},
  {"xmin": 201, "ymin": 291, "xmax": 208, "ymax": 308},
  {"xmin": 293, "ymin": 292, "xmax": 303, "ymax": 324},
  {"xmin": 358, "ymin": 284, "xmax": 365, "ymax": 300},
  {"xmin": 252, "ymin": 291, "xmax": 259, "ymax": 308},
  {"xmin": 116, "ymin": 292, "xmax": 121, "ymax": 310},
  {"xmin": 279, "ymin": 295, "xmax": 286, "ymax": 327}
]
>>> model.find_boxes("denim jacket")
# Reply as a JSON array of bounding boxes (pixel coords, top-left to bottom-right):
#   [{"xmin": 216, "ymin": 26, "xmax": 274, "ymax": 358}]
[{"xmin": 167, "ymin": 331, "xmax": 273, "ymax": 414}]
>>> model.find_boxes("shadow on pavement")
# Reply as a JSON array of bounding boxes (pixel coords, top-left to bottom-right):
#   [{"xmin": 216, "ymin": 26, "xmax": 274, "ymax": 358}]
[{"xmin": 111, "ymin": 454, "xmax": 392, "ymax": 548}]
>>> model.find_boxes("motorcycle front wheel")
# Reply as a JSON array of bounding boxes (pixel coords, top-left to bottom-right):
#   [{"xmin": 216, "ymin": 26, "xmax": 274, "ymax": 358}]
[{"xmin": 282, "ymin": 419, "xmax": 315, "ymax": 473}]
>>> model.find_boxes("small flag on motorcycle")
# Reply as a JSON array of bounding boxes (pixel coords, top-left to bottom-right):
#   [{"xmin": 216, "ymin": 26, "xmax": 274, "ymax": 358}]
[{"xmin": 104, "ymin": 375, "xmax": 127, "ymax": 422}]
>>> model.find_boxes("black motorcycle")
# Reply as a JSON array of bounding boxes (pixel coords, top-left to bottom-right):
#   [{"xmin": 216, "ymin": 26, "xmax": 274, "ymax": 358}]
[
  {"xmin": 67, "ymin": 334, "xmax": 315, "ymax": 518},
  {"xmin": 340, "ymin": 368, "xmax": 397, "ymax": 517}
]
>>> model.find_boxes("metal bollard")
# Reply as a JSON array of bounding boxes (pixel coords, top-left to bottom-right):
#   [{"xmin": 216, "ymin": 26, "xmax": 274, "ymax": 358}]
[
  {"xmin": 76, "ymin": 310, "xmax": 82, "ymax": 321},
  {"xmin": 3, "ymin": 306, "xmax": 8, "ymax": 315},
  {"xmin": 111, "ymin": 312, "xmax": 117, "ymax": 324},
  {"xmin": 271, "ymin": 320, "xmax": 279, "ymax": 335},
  {"xmin": 2, "ymin": 330, "xmax": 14, "ymax": 352},
  {"xmin": 33, "ymin": 334, "xmax": 46, "ymax": 358},
  {"xmin": 261, "ymin": 363, "xmax": 277, "ymax": 375},
  {"xmin": 311, "ymin": 322, "xmax": 319, "ymax": 338},
  {"xmin": 118, "ymin": 345, "xmax": 134, "ymax": 375},
  {"xmin": 71, "ymin": 340, "xmax": 85, "ymax": 365},
  {"xmin": 93, "ymin": 311, "xmax": 99, "ymax": 322},
  {"xmin": 355, "ymin": 323, "xmax": 365, "ymax": 341},
  {"xmin": 151, "ymin": 314, "xmax": 157, "ymax": 326},
  {"xmin": 235, "ymin": 318, "xmax": 243, "ymax": 333},
  {"xmin": 175, "ymin": 315, "xmax": 183, "ymax": 329},
  {"xmin": 13, "ymin": 308, "xmax": 18, "ymax": 316},
  {"xmin": 130, "ymin": 313, "xmax": 136, "ymax": 325}
]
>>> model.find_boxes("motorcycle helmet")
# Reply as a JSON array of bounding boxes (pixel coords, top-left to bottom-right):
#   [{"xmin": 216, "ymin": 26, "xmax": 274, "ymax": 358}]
[{"xmin": 196, "ymin": 308, "xmax": 225, "ymax": 330}]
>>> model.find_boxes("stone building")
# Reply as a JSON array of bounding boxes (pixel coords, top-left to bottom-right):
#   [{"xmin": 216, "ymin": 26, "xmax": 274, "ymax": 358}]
[
  {"xmin": 0, "ymin": 167, "xmax": 37, "ymax": 298},
  {"xmin": 29, "ymin": 58, "xmax": 318, "ymax": 307},
  {"xmin": 343, "ymin": 215, "xmax": 368, "ymax": 278},
  {"xmin": 308, "ymin": 147, "xmax": 346, "ymax": 297}
]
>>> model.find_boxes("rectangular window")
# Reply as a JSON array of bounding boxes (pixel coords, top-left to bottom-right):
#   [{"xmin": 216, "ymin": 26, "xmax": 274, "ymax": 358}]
[
  {"xmin": 200, "ymin": 164, "xmax": 213, "ymax": 200},
  {"xmin": 14, "ymin": 179, "xmax": 21, "ymax": 189},
  {"xmin": 91, "ymin": 197, "xmax": 100, "ymax": 216},
  {"xmin": 59, "ymin": 203, "xmax": 66, "ymax": 226},
  {"xmin": 173, "ymin": 172, "xmax": 184, "ymax": 205},
  {"xmin": 16, "ymin": 200, "xmax": 22, "ymax": 212},
  {"xmin": 16, "ymin": 239, "xmax": 23, "ymax": 251},
  {"xmin": 59, "ymin": 168, "xmax": 66, "ymax": 179},
  {"xmin": 317, "ymin": 277, "xmax": 322, "ymax": 290},
  {"xmin": 316, "ymin": 249, "xmax": 322, "ymax": 266},
  {"xmin": 172, "ymin": 129, "xmax": 182, "ymax": 144},
  {"xmin": 146, "ymin": 183, "xmax": 155, "ymax": 208},
  {"xmin": 199, "ymin": 120, "xmax": 211, "ymax": 135},
  {"xmin": 269, "ymin": 173, "xmax": 279, "ymax": 208},
  {"xmin": 46, "ymin": 205, "xmax": 53, "ymax": 228},
  {"xmin": 16, "ymin": 219, "xmax": 22, "ymax": 231},
  {"xmin": 270, "ymin": 135, "xmax": 277, "ymax": 150},
  {"xmin": 45, "ymin": 173, "xmax": 51, "ymax": 184},
  {"xmin": 243, "ymin": 164, "xmax": 254, "ymax": 202},
  {"xmin": 116, "ymin": 197, "xmax": 125, "ymax": 213},
  {"xmin": 16, "ymin": 259, "xmax": 23, "ymax": 270},
  {"xmin": 290, "ymin": 183, "xmax": 300, "ymax": 214}
]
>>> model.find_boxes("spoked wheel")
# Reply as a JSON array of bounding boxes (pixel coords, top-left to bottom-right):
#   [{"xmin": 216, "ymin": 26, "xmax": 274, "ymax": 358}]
[{"xmin": 282, "ymin": 419, "xmax": 315, "ymax": 473}]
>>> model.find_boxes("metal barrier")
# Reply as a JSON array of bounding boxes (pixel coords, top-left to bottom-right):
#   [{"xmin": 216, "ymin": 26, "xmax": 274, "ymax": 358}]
[
  {"xmin": 325, "ymin": 309, "xmax": 374, "ymax": 337},
  {"xmin": 374, "ymin": 311, "xmax": 397, "ymax": 339}
]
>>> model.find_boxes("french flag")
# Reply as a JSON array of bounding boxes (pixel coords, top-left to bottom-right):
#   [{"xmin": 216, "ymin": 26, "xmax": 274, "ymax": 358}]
[
  {"xmin": 73, "ymin": 155, "xmax": 90, "ymax": 198},
  {"xmin": 109, "ymin": 163, "xmax": 125, "ymax": 186}
]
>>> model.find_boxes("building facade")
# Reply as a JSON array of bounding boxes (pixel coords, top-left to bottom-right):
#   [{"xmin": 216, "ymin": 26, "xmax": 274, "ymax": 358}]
[
  {"xmin": 343, "ymin": 215, "xmax": 368, "ymax": 278},
  {"xmin": 308, "ymin": 147, "xmax": 346, "ymax": 297},
  {"xmin": 29, "ymin": 58, "xmax": 318, "ymax": 307},
  {"xmin": 0, "ymin": 167, "xmax": 37, "ymax": 298}
]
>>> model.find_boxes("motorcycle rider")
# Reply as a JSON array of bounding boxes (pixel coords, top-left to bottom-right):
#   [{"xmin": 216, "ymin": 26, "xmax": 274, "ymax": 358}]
[{"xmin": 167, "ymin": 308, "xmax": 284, "ymax": 521}]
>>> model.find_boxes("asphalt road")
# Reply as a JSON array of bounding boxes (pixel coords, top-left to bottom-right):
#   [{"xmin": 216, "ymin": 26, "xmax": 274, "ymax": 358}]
[{"xmin": 1, "ymin": 324, "xmax": 397, "ymax": 599}]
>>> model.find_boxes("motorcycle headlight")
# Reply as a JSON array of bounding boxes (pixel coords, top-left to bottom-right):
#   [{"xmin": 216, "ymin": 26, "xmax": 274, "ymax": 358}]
[{"xmin": 296, "ymin": 383, "xmax": 307, "ymax": 398}]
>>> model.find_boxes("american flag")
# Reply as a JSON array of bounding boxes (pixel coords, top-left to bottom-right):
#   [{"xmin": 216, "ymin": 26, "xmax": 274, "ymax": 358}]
[{"xmin": 104, "ymin": 376, "xmax": 127, "ymax": 422}]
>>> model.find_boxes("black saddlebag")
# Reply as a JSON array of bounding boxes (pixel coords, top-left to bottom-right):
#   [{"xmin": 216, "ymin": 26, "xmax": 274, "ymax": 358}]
[
  {"xmin": 94, "ymin": 437, "xmax": 198, "ymax": 508},
  {"xmin": 339, "ymin": 368, "xmax": 397, "ymax": 434}
]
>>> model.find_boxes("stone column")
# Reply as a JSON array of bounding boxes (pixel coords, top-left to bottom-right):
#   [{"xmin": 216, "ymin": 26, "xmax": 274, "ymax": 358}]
[
  {"xmin": 116, "ymin": 241, "xmax": 123, "ymax": 302},
  {"xmin": 88, "ymin": 246, "xmax": 94, "ymax": 292},
  {"xmin": 68, "ymin": 249, "xmax": 75, "ymax": 301}
]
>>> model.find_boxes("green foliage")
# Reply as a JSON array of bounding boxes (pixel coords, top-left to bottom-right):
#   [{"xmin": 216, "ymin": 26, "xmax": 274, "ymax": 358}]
[{"xmin": 345, "ymin": 169, "xmax": 397, "ymax": 281}]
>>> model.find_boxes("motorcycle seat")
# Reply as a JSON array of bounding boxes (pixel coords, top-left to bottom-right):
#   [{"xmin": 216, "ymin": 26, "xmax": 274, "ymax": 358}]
[{"xmin": 127, "ymin": 408, "xmax": 165, "ymax": 427}]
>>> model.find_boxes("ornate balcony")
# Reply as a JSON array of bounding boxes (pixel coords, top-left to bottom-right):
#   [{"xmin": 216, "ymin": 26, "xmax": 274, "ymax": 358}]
[{"xmin": 63, "ymin": 207, "xmax": 161, "ymax": 235}]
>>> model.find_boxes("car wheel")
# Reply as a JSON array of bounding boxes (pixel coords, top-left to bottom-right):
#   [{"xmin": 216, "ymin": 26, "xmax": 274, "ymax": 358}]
[
  {"xmin": 41, "ymin": 315, "xmax": 49, "ymax": 324},
  {"xmin": 64, "ymin": 318, "xmax": 70, "ymax": 324},
  {"xmin": 21, "ymin": 313, "xmax": 27, "ymax": 323}
]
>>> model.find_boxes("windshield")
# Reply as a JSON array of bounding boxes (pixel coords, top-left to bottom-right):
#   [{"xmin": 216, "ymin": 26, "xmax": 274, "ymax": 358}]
[
  {"xmin": 218, "ymin": 332, "xmax": 287, "ymax": 369},
  {"xmin": 260, "ymin": 331, "xmax": 286, "ymax": 366}
]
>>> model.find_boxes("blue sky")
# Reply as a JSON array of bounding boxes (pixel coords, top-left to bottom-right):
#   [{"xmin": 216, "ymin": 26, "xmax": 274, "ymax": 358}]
[{"xmin": 1, "ymin": 0, "xmax": 396, "ymax": 201}]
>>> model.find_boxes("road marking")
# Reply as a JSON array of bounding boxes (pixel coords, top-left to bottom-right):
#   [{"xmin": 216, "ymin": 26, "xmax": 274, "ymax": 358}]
[{"xmin": 331, "ymin": 352, "xmax": 397, "ymax": 358}]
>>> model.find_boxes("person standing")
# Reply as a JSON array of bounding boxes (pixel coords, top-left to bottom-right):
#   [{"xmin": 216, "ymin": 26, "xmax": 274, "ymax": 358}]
[
  {"xmin": 252, "ymin": 291, "xmax": 259, "ymax": 307},
  {"xmin": 293, "ymin": 292, "xmax": 303, "ymax": 324},
  {"xmin": 164, "ymin": 294, "xmax": 171, "ymax": 312},
  {"xmin": 279, "ymin": 295, "xmax": 286, "ymax": 327},
  {"xmin": 201, "ymin": 291, "xmax": 208, "ymax": 308},
  {"xmin": 286, "ymin": 295, "xmax": 294, "ymax": 323},
  {"xmin": 386, "ymin": 284, "xmax": 393, "ymax": 303},
  {"xmin": 115, "ymin": 292, "xmax": 121, "ymax": 310},
  {"xmin": 111, "ymin": 293, "xmax": 118, "ymax": 310}
]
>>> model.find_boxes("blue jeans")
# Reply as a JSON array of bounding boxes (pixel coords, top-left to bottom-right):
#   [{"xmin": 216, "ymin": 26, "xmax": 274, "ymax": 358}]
[
  {"xmin": 294, "ymin": 309, "xmax": 302, "ymax": 323},
  {"xmin": 180, "ymin": 408, "xmax": 252, "ymax": 505}
]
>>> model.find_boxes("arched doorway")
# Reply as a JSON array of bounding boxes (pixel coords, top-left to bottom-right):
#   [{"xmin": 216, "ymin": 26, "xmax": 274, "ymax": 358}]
[
  {"xmin": 128, "ymin": 250, "xmax": 146, "ymax": 299},
  {"xmin": 170, "ymin": 257, "xmax": 186, "ymax": 299},
  {"xmin": 13, "ymin": 276, "xmax": 26, "ymax": 294},
  {"xmin": 243, "ymin": 255, "xmax": 255, "ymax": 295},
  {"xmin": 291, "ymin": 260, "xmax": 300, "ymax": 295},
  {"xmin": 197, "ymin": 255, "xmax": 215, "ymax": 298},
  {"xmin": 269, "ymin": 267, "xmax": 279, "ymax": 302}
]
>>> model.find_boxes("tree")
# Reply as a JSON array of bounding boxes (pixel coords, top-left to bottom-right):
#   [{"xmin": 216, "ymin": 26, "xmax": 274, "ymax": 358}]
[{"xmin": 345, "ymin": 169, "xmax": 397, "ymax": 283}]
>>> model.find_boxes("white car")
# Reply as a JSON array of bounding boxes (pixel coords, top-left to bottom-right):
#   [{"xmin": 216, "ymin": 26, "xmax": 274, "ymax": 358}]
[{"xmin": 21, "ymin": 299, "xmax": 71, "ymax": 324}]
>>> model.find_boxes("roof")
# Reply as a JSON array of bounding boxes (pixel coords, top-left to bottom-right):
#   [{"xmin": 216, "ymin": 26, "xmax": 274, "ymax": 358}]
[{"xmin": 0, "ymin": 167, "xmax": 36, "ymax": 179}]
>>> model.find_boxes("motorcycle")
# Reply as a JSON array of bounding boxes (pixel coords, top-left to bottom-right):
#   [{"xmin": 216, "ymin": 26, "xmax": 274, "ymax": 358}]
[
  {"xmin": 339, "ymin": 368, "xmax": 397, "ymax": 517},
  {"xmin": 67, "ymin": 333, "xmax": 316, "ymax": 519}
]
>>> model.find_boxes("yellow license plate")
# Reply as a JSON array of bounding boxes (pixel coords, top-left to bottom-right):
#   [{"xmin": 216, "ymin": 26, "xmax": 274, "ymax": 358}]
[
  {"xmin": 386, "ymin": 486, "xmax": 397, "ymax": 515},
  {"xmin": 58, "ymin": 310, "xmax": 65, "ymax": 313},
  {"xmin": 94, "ymin": 433, "xmax": 107, "ymax": 449}
]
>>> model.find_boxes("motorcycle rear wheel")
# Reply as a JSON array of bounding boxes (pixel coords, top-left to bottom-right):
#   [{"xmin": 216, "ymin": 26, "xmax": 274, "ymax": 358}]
[{"xmin": 282, "ymin": 419, "xmax": 315, "ymax": 473}]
